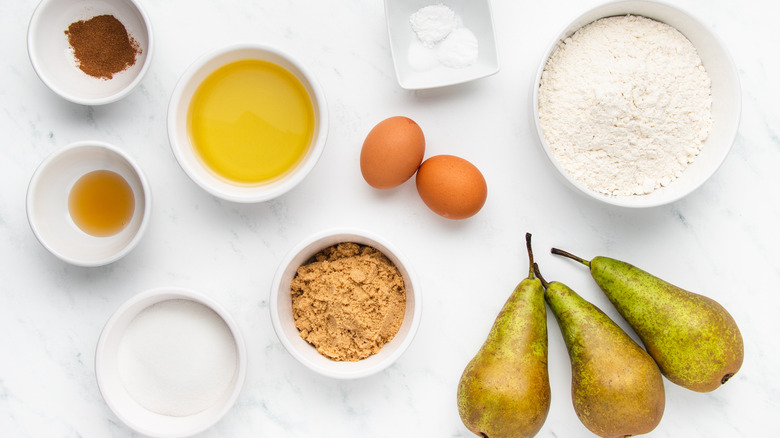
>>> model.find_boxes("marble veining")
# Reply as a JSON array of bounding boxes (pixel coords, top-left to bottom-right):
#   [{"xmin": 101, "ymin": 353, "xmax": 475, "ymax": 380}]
[{"xmin": 1, "ymin": 0, "xmax": 779, "ymax": 436}]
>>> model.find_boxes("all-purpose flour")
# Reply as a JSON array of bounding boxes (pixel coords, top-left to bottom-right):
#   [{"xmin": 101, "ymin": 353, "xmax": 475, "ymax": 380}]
[{"xmin": 538, "ymin": 15, "xmax": 713, "ymax": 196}]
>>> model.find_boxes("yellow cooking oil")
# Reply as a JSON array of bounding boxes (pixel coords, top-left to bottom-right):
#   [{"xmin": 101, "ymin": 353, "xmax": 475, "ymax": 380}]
[{"xmin": 187, "ymin": 59, "xmax": 315, "ymax": 185}]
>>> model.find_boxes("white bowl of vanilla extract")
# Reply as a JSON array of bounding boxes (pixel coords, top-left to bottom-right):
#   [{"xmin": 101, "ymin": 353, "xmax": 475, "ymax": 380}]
[
  {"xmin": 26, "ymin": 141, "xmax": 151, "ymax": 267},
  {"xmin": 167, "ymin": 43, "xmax": 329, "ymax": 203}
]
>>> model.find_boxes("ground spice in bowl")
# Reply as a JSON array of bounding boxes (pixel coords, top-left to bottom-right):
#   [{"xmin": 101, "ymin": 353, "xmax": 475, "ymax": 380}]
[
  {"xmin": 65, "ymin": 14, "xmax": 141, "ymax": 80},
  {"xmin": 290, "ymin": 242, "xmax": 406, "ymax": 362}
]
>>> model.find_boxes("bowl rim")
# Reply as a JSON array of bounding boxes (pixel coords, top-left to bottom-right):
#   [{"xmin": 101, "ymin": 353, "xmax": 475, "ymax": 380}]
[
  {"xmin": 531, "ymin": 0, "xmax": 741, "ymax": 208},
  {"xmin": 166, "ymin": 42, "xmax": 329, "ymax": 203},
  {"xmin": 269, "ymin": 227, "xmax": 422, "ymax": 379},
  {"xmin": 95, "ymin": 287, "xmax": 247, "ymax": 438},
  {"xmin": 26, "ymin": 0, "xmax": 155, "ymax": 106},
  {"xmin": 26, "ymin": 140, "xmax": 152, "ymax": 266}
]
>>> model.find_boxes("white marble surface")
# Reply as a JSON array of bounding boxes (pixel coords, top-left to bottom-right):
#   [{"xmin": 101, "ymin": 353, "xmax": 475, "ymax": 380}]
[{"xmin": 2, "ymin": 0, "xmax": 779, "ymax": 436}]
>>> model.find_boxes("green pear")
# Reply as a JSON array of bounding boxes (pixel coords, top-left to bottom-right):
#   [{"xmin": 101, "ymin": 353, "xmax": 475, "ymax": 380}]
[
  {"xmin": 537, "ymin": 266, "xmax": 665, "ymax": 438},
  {"xmin": 551, "ymin": 248, "xmax": 744, "ymax": 393},
  {"xmin": 457, "ymin": 233, "xmax": 550, "ymax": 438}
]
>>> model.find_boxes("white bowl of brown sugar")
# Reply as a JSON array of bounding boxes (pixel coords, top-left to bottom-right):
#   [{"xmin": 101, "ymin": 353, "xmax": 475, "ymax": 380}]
[
  {"xmin": 532, "ymin": 0, "xmax": 740, "ymax": 208},
  {"xmin": 270, "ymin": 228, "xmax": 422, "ymax": 379},
  {"xmin": 27, "ymin": 0, "xmax": 153, "ymax": 105}
]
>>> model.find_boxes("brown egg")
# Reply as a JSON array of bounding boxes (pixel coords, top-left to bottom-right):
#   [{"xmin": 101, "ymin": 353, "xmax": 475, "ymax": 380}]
[
  {"xmin": 416, "ymin": 155, "xmax": 487, "ymax": 220},
  {"xmin": 360, "ymin": 116, "xmax": 425, "ymax": 189}
]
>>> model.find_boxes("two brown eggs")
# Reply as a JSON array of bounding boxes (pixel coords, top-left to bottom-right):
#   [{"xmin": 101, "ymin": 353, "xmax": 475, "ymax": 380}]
[{"xmin": 360, "ymin": 116, "xmax": 487, "ymax": 220}]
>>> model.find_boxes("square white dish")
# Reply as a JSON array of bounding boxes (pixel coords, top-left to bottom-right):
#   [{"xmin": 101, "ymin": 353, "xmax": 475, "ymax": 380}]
[{"xmin": 385, "ymin": 0, "xmax": 499, "ymax": 90}]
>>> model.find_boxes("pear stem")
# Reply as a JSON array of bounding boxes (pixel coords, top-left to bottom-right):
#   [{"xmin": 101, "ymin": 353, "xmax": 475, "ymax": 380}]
[
  {"xmin": 533, "ymin": 263, "xmax": 549, "ymax": 289},
  {"xmin": 525, "ymin": 233, "xmax": 536, "ymax": 279},
  {"xmin": 551, "ymin": 247, "xmax": 591, "ymax": 268}
]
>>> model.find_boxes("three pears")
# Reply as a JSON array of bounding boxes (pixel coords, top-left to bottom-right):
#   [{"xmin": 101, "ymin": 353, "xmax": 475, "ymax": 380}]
[
  {"xmin": 552, "ymin": 248, "xmax": 744, "ymax": 393},
  {"xmin": 457, "ymin": 233, "xmax": 551, "ymax": 438},
  {"xmin": 538, "ymin": 265, "xmax": 665, "ymax": 438}
]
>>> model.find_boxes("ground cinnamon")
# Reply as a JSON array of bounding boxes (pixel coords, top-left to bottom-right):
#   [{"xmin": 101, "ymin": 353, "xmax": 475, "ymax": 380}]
[{"xmin": 65, "ymin": 15, "xmax": 141, "ymax": 80}]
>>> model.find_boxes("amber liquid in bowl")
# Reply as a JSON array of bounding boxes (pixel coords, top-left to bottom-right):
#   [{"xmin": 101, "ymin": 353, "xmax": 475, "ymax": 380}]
[{"xmin": 68, "ymin": 170, "xmax": 135, "ymax": 237}]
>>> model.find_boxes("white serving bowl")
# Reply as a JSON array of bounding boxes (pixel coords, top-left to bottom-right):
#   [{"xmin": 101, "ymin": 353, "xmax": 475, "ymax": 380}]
[
  {"xmin": 385, "ymin": 0, "xmax": 500, "ymax": 90},
  {"xmin": 167, "ymin": 43, "xmax": 328, "ymax": 203},
  {"xmin": 270, "ymin": 228, "xmax": 422, "ymax": 379},
  {"xmin": 96, "ymin": 287, "xmax": 247, "ymax": 438},
  {"xmin": 26, "ymin": 141, "xmax": 151, "ymax": 267},
  {"xmin": 27, "ymin": 0, "xmax": 153, "ymax": 105},
  {"xmin": 532, "ymin": 0, "xmax": 741, "ymax": 208}
]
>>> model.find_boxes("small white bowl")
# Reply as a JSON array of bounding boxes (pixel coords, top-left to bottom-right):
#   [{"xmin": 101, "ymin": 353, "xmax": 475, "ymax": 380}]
[
  {"xmin": 27, "ymin": 0, "xmax": 153, "ymax": 105},
  {"xmin": 270, "ymin": 228, "xmax": 422, "ymax": 379},
  {"xmin": 532, "ymin": 0, "xmax": 741, "ymax": 208},
  {"xmin": 26, "ymin": 141, "xmax": 151, "ymax": 267},
  {"xmin": 385, "ymin": 0, "xmax": 500, "ymax": 90},
  {"xmin": 167, "ymin": 43, "xmax": 328, "ymax": 203},
  {"xmin": 96, "ymin": 287, "xmax": 247, "ymax": 438}
]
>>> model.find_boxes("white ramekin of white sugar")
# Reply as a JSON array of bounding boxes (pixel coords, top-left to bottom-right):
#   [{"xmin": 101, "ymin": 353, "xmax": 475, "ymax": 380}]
[{"xmin": 96, "ymin": 287, "xmax": 247, "ymax": 438}]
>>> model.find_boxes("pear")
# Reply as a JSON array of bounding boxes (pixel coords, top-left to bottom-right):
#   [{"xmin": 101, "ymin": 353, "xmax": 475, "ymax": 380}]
[
  {"xmin": 457, "ymin": 233, "xmax": 550, "ymax": 438},
  {"xmin": 537, "ymin": 265, "xmax": 665, "ymax": 438},
  {"xmin": 551, "ymin": 248, "xmax": 744, "ymax": 393}
]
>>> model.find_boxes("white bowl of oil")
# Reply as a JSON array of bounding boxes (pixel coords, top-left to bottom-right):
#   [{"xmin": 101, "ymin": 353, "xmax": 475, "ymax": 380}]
[
  {"xmin": 167, "ymin": 43, "xmax": 329, "ymax": 203},
  {"xmin": 26, "ymin": 141, "xmax": 151, "ymax": 266}
]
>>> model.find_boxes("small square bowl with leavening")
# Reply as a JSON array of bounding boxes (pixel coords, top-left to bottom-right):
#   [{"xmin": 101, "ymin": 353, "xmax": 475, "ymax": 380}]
[
  {"xmin": 27, "ymin": 0, "xmax": 153, "ymax": 105},
  {"xmin": 385, "ymin": 0, "xmax": 500, "ymax": 89},
  {"xmin": 270, "ymin": 228, "xmax": 422, "ymax": 379},
  {"xmin": 532, "ymin": 0, "xmax": 740, "ymax": 208}
]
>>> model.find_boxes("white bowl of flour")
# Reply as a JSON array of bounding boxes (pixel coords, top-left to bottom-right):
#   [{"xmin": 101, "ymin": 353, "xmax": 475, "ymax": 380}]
[
  {"xmin": 96, "ymin": 288, "xmax": 247, "ymax": 437},
  {"xmin": 532, "ymin": 0, "xmax": 740, "ymax": 208}
]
